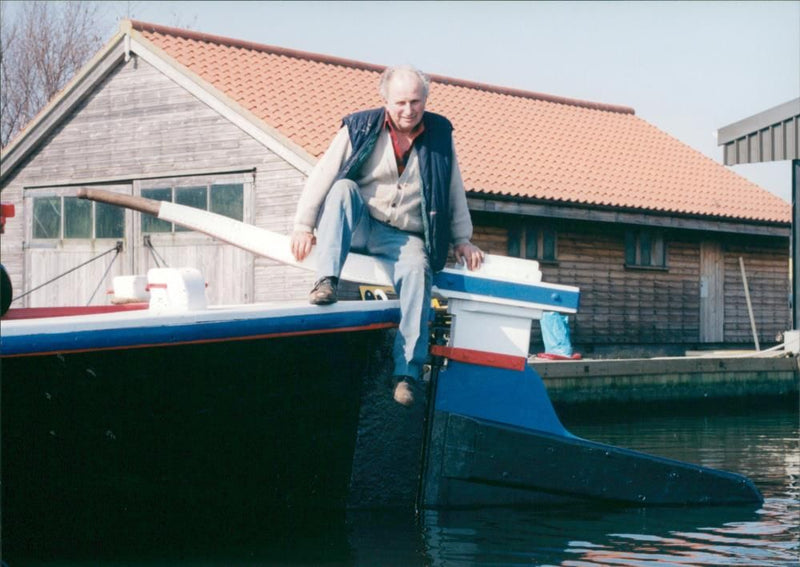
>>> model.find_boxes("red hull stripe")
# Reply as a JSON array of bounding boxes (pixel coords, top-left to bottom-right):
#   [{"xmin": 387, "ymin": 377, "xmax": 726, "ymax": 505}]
[{"xmin": 430, "ymin": 345, "xmax": 527, "ymax": 371}]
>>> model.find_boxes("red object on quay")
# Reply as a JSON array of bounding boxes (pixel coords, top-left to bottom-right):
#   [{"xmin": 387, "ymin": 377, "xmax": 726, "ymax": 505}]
[
  {"xmin": 0, "ymin": 203, "xmax": 15, "ymax": 234},
  {"xmin": 535, "ymin": 352, "xmax": 583, "ymax": 360}
]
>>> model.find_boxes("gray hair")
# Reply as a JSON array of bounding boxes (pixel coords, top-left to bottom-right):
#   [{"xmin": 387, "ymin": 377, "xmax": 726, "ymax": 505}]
[{"xmin": 379, "ymin": 65, "xmax": 430, "ymax": 100}]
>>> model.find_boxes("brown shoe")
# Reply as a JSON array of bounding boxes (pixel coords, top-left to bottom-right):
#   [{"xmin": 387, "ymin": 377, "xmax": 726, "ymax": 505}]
[
  {"xmin": 309, "ymin": 277, "xmax": 338, "ymax": 305},
  {"xmin": 393, "ymin": 377, "xmax": 415, "ymax": 407}
]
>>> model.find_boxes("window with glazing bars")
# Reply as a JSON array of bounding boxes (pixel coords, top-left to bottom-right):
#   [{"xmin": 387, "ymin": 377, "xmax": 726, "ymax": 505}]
[
  {"xmin": 140, "ymin": 183, "xmax": 244, "ymax": 233},
  {"xmin": 32, "ymin": 196, "xmax": 124, "ymax": 239},
  {"xmin": 508, "ymin": 224, "xmax": 557, "ymax": 261},
  {"xmin": 625, "ymin": 229, "xmax": 666, "ymax": 267}
]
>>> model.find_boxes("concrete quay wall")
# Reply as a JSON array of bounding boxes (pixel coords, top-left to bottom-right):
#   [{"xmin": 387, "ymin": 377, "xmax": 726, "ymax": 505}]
[{"xmin": 533, "ymin": 355, "xmax": 799, "ymax": 405}]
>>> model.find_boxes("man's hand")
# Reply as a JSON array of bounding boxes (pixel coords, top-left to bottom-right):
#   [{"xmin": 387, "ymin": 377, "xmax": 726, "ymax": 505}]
[
  {"xmin": 454, "ymin": 241, "xmax": 484, "ymax": 271},
  {"xmin": 290, "ymin": 230, "xmax": 315, "ymax": 262}
]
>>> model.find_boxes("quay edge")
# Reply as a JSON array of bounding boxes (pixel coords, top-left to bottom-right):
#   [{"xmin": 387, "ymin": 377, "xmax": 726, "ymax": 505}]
[{"xmin": 535, "ymin": 355, "xmax": 799, "ymax": 406}]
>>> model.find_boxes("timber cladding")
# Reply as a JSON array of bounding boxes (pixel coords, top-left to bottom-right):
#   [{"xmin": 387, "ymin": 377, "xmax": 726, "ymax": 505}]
[
  {"xmin": 470, "ymin": 213, "xmax": 790, "ymax": 352},
  {"xmin": 0, "ymin": 55, "xmax": 315, "ymax": 308},
  {"xmin": 724, "ymin": 242, "xmax": 791, "ymax": 343}
]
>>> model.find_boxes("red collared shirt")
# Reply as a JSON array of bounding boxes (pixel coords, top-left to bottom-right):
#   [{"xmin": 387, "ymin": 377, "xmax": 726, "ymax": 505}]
[{"xmin": 385, "ymin": 115, "xmax": 425, "ymax": 175}]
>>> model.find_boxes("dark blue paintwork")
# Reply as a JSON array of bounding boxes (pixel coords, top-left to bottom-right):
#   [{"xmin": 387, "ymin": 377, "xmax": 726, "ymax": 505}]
[
  {"xmin": 434, "ymin": 271, "xmax": 580, "ymax": 311},
  {"xmin": 0, "ymin": 305, "xmax": 401, "ymax": 356},
  {"xmin": 435, "ymin": 361, "xmax": 570, "ymax": 437},
  {"xmin": 423, "ymin": 358, "xmax": 764, "ymax": 507}
]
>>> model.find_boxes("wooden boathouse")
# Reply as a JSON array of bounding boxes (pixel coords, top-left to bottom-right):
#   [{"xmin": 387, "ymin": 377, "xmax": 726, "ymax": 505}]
[{"xmin": 0, "ymin": 19, "xmax": 791, "ymax": 356}]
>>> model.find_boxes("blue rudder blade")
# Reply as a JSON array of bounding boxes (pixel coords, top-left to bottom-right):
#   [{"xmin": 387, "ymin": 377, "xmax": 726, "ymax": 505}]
[{"xmin": 434, "ymin": 361, "xmax": 572, "ymax": 437}]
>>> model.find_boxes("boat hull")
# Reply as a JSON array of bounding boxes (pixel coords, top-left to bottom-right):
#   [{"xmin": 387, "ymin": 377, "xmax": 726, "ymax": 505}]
[
  {"xmin": 421, "ymin": 361, "xmax": 763, "ymax": 508},
  {"xmin": 1, "ymin": 303, "xmax": 399, "ymax": 553}
]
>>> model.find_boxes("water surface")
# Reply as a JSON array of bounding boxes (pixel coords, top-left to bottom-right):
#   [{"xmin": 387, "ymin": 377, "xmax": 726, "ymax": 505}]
[{"xmin": 10, "ymin": 400, "xmax": 798, "ymax": 566}]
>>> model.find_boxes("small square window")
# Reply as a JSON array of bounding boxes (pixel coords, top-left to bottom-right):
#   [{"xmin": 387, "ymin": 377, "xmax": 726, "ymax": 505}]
[
  {"xmin": 508, "ymin": 222, "xmax": 557, "ymax": 262},
  {"xmin": 141, "ymin": 188, "xmax": 172, "ymax": 233},
  {"xmin": 507, "ymin": 225, "xmax": 521, "ymax": 257},
  {"xmin": 33, "ymin": 197, "xmax": 61, "ymax": 239},
  {"xmin": 524, "ymin": 227, "xmax": 538, "ymax": 259},
  {"xmin": 210, "ymin": 183, "xmax": 244, "ymax": 221},
  {"xmin": 625, "ymin": 229, "xmax": 666, "ymax": 268},
  {"xmin": 64, "ymin": 197, "xmax": 92, "ymax": 238},
  {"xmin": 96, "ymin": 201, "xmax": 125, "ymax": 238},
  {"xmin": 542, "ymin": 228, "xmax": 556, "ymax": 261}
]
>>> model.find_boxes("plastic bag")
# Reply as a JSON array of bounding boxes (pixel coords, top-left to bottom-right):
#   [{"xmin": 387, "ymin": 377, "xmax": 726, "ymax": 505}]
[{"xmin": 539, "ymin": 312, "xmax": 573, "ymax": 357}]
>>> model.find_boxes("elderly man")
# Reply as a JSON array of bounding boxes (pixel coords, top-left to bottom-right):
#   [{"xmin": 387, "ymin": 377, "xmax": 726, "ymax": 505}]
[{"xmin": 290, "ymin": 65, "xmax": 483, "ymax": 406}]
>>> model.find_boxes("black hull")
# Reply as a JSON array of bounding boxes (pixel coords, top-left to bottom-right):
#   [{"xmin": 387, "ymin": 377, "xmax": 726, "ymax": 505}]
[
  {"xmin": 2, "ymin": 303, "xmax": 765, "ymax": 559},
  {"xmin": 421, "ymin": 360, "xmax": 763, "ymax": 509},
  {"xmin": 422, "ymin": 411, "xmax": 763, "ymax": 508},
  {"xmin": 2, "ymin": 329, "xmax": 384, "ymax": 554}
]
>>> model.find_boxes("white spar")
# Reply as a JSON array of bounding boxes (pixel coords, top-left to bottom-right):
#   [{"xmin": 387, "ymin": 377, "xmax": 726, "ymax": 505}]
[
  {"xmin": 77, "ymin": 188, "xmax": 396, "ymax": 288},
  {"xmin": 159, "ymin": 202, "xmax": 395, "ymax": 286}
]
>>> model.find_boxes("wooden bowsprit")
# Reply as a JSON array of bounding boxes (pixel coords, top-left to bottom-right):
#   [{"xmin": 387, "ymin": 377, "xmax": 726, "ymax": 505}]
[{"xmin": 77, "ymin": 188, "xmax": 395, "ymax": 287}]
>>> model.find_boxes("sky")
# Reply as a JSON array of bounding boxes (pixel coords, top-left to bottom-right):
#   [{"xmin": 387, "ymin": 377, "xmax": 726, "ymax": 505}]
[{"xmin": 14, "ymin": 1, "xmax": 800, "ymax": 202}]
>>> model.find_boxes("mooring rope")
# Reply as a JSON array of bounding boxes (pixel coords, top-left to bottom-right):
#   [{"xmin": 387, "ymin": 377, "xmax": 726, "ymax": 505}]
[
  {"xmin": 86, "ymin": 243, "xmax": 123, "ymax": 305},
  {"xmin": 12, "ymin": 242, "xmax": 123, "ymax": 303},
  {"xmin": 144, "ymin": 235, "xmax": 169, "ymax": 268}
]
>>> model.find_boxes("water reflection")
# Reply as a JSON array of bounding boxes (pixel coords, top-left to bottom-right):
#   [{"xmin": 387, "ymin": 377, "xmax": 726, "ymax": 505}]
[
  {"xmin": 8, "ymin": 405, "xmax": 797, "ymax": 566},
  {"xmin": 419, "ymin": 504, "xmax": 793, "ymax": 566},
  {"xmin": 414, "ymin": 404, "xmax": 798, "ymax": 567}
]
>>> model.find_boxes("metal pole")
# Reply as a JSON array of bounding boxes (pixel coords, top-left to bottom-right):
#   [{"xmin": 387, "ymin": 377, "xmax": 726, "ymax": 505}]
[
  {"xmin": 739, "ymin": 256, "xmax": 760, "ymax": 351},
  {"xmin": 793, "ymin": 159, "xmax": 799, "ymax": 330}
]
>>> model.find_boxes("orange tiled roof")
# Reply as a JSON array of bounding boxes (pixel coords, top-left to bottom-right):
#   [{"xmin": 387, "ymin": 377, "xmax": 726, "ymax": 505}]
[{"xmin": 131, "ymin": 20, "xmax": 789, "ymax": 224}]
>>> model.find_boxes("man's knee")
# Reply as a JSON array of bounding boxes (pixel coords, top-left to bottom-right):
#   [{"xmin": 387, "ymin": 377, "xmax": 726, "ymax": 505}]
[
  {"xmin": 403, "ymin": 265, "xmax": 430, "ymax": 286},
  {"xmin": 397, "ymin": 266, "xmax": 431, "ymax": 306},
  {"xmin": 396, "ymin": 256, "xmax": 431, "ymax": 285},
  {"xmin": 326, "ymin": 178, "xmax": 360, "ymax": 205}
]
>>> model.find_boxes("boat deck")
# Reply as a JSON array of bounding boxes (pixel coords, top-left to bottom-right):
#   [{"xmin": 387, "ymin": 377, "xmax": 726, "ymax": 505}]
[{"xmin": 0, "ymin": 300, "xmax": 401, "ymax": 357}]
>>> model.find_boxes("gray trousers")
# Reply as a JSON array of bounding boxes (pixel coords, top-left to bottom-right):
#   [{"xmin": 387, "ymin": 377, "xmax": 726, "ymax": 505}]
[{"xmin": 315, "ymin": 179, "xmax": 432, "ymax": 379}]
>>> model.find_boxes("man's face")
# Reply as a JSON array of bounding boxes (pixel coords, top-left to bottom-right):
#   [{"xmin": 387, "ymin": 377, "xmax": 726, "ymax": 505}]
[{"xmin": 384, "ymin": 72, "xmax": 426, "ymax": 133}]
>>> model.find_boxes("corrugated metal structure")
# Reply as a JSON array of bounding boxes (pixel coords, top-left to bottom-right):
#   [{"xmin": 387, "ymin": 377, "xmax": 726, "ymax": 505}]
[
  {"xmin": 718, "ymin": 98, "xmax": 800, "ymax": 329},
  {"xmin": 718, "ymin": 98, "xmax": 800, "ymax": 165}
]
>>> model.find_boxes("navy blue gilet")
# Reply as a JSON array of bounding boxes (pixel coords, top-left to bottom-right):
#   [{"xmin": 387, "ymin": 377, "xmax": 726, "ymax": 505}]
[{"xmin": 335, "ymin": 107, "xmax": 454, "ymax": 273}]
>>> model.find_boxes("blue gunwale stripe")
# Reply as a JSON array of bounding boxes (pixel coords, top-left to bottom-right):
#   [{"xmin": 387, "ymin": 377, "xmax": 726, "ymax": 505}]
[
  {"xmin": 1, "ymin": 306, "xmax": 401, "ymax": 357},
  {"xmin": 434, "ymin": 271, "xmax": 580, "ymax": 311}
]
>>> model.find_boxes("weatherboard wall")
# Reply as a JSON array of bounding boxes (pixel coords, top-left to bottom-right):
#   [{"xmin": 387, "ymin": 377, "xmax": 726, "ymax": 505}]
[
  {"xmin": 0, "ymin": 53, "xmax": 315, "ymax": 307},
  {"xmin": 470, "ymin": 214, "xmax": 789, "ymax": 352}
]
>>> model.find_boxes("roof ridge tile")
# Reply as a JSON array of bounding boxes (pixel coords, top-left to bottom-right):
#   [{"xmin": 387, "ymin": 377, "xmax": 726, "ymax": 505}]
[
  {"xmin": 129, "ymin": 19, "xmax": 635, "ymax": 115},
  {"xmin": 127, "ymin": 19, "xmax": 789, "ymax": 225}
]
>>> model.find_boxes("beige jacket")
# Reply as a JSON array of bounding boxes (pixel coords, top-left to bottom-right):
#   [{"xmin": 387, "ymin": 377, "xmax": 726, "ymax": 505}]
[{"xmin": 293, "ymin": 126, "xmax": 473, "ymax": 245}]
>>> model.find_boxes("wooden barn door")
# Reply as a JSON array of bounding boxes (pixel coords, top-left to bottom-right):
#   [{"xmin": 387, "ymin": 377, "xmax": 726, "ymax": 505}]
[
  {"xmin": 700, "ymin": 241, "xmax": 724, "ymax": 343},
  {"xmin": 23, "ymin": 184, "xmax": 135, "ymax": 307}
]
